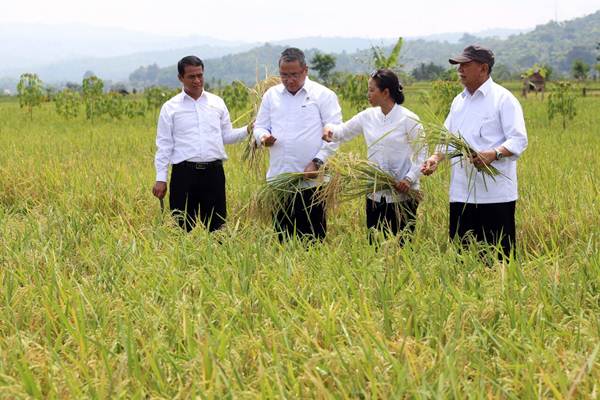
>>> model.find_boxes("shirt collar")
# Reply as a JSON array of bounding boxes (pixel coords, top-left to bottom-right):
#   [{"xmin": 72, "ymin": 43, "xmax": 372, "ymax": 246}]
[
  {"xmin": 378, "ymin": 103, "xmax": 400, "ymax": 118},
  {"xmin": 279, "ymin": 77, "xmax": 312, "ymax": 96},
  {"xmin": 181, "ymin": 89, "xmax": 207, "ymax": 102},
  {"xmin": 461, "ymin": 77, "xmax": 493, "ymax": 98}
]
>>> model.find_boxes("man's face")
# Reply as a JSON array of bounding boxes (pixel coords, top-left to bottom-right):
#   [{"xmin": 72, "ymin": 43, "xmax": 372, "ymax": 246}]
[
  {"xmin": 178, "ymin": 65, "xmax": 204, "ymax": 98},
  {"xmin": 279, "ymin": 60, "xmax": 308, "ymax": 94},
  {"xmin": 457, "ymin": 61, "xmax": 487, "ymax": 92}
]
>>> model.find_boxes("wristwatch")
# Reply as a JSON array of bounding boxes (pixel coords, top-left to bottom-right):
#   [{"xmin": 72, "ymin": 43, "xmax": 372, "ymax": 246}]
[
  {"xmin": 494, "ymin": 148, "xmax": 504, "ymax": 160},
  {"xmin": 312, "ymin": 158, "xmax": 324, "ymax": 169}
]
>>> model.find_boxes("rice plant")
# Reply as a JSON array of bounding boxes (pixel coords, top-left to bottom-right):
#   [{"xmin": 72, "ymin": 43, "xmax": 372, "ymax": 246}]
[
  {"xmin": 1, "ymin": 86, "xmax": 600, "ymax": 398},
  {"xmin": 321, "ymin": 153, "xmax": 423, "ymax": 205},
  {"xmin": 237, "ymin": 75, "xmax": 281, "ymax": 170},
  {"xmin": 252, "ymin": 172, "xmax": 324, "ymax": 221}
]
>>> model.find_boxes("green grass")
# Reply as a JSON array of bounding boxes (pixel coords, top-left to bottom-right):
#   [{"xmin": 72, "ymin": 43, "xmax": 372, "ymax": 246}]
[{"xmin": 1, "ymin": 89, "xmax": 599, "ymax": 398}]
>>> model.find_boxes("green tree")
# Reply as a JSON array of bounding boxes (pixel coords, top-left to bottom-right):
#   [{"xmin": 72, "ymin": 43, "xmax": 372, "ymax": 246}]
[
  {"xmin": 99, "ymin": 92, "xmax": 125, "ymax": 120},
  {"xmin": 335, "ymin": 73, "xmax": 369, "ymax": 112},
  {"xmin": 310, "ymin": 52, "xmax": 336, "ymax": 83},
  {"xmin": 124, "ymin": 99, "xmax": 147, "ymax": 119},
  {"xmin": 372, "ymin": 37, "xmax": 404, "ymax": 71},
  {"xmin": 82, "ymin": 76, "xmax": 105, "ymax": 121},
  {"xmin": 541, "ymin": 64, "xmax": 553, "ymax": 81},
  {"xmin": 17, "ymin": 73, "xmax": 44, "ymax": 120},
  {"xmin": 572, "ymin": 60, "xmax": 590, "ymax": 81},
  {"xmin": 145, "ymin": 86, "xmax": 178, "ymax": 119},
  {"xmin": 595, "ymin": 42, "xmax": 600, "ymax": 79},
  {"xmin": 54, "ymin": 89, "xmax": 81, "ymax": 120},
  {"xmin": 220, "ymin": 81, "xmax": 249, "ymax": 112},
  {"xmin": 429, "ymin": 80, "xmax": 463, "ymax": 118},
  {"xmin": 411, "ymin": 62, "xmax": 445, "ymax": 81},
  {"xmin": 491, "ymin": 64, "xmax": 514, "ymax": 82},
  {"xmin": 547, "ymin": 81, "xmax": 577, "ymax": 130},
  {"xmin": 438, "ymin": 68, "xmax": 459, "ymax": 81}
]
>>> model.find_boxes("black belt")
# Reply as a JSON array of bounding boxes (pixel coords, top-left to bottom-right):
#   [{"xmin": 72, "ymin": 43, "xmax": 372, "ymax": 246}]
[{"xmin": 179, "ymin": 160, "xmax": 223, "ymax": 169}]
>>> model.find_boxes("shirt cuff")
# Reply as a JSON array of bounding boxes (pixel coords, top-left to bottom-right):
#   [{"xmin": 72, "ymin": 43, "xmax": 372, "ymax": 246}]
[
  {"xmin": 501, "ymin": 139, "xmax": 526, "ymax": 160},
  {"xmin": 404, "ymin": 170, "xmax": 419, "ymax": 183},
  {"xmin": 253, "ymin": 128, "xmax": 269, "ymax": 146},
  {"xmin": 156, "ymin": 170, "xmax": 168, "ymax": 182},
  {"xmin": 314, "ymin": 149, "xmax": 331, "ymax": 162}
]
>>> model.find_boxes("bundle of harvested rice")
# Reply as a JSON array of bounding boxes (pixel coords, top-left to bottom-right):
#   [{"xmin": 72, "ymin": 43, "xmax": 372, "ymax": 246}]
[
  {"xmin": 238, "ymin": 76, "xmax": 281, "ymax": 169},
  {"xmin": 414, "ymin": 116, "xmax": 506, "ymax": 200},
  {"xmin": 318, "ymin": 153, "xmax": 423, "ymax": 206},
  {"xmin": 252, "ymin": 172, "xmax": 329, "ymax": 221}
]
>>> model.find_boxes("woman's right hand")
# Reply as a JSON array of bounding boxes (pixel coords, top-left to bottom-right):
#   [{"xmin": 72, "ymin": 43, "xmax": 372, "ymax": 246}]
[
  {"xmin": 421, "ymin": 154, "xmax": 442, "ymax": 176},
  {"xmin": 322, "ymin": 127, "xmax": 334, "ymax": 142}
]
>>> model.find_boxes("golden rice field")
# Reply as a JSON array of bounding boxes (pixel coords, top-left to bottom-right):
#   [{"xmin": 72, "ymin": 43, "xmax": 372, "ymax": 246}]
[{"xmin": 0, "ymin": 85, "xmax": 599, "ymax": 398}]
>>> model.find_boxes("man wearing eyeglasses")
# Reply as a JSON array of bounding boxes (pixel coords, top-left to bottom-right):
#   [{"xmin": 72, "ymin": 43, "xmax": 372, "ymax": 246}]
[{"xmin": 254, "ymin": 47, "xmax": 342, "ymax": 241}]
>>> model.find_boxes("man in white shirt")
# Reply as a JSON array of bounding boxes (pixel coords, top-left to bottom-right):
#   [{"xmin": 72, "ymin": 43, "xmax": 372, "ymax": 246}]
[
  {"xmin": 254, "ymin": 48, "xmax": 342, "ymax": 241},
  {"xmin": 152, "ymin": 56, "xmax": 247, "ymax": 232},
  {"xmin": 421, "ymin": 45, "xmax": 528, "ymax": 259}
]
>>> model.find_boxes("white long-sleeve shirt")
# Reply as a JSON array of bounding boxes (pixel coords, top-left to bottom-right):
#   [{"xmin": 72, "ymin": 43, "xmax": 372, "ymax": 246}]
[
  {"xmin": 445, "ymin": 78, "xmax": 528, "ymax": 203},
  {"xmin": 327, "ymin": 104, "xmax": 426, "ymax": 202},
  {"xmin": 154, "ymin": 90, "xmax": 247, "ymax": 182},
  {"xmin": 253, "ymin": 78, "xmax": 342, "ymax": 182}
]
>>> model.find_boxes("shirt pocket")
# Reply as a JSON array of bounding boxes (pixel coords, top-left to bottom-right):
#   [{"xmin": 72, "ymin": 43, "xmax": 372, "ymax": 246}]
[
  {"xmin": 200, "ymin": 108, "xmax": 222, "ymax": 135},
  {"xmin": 477, "ymin": 114, "xmax": 502, "ymax": 147},
  {"xmin": 299, "ymin": 101, "xmax": 321, "ymax": 124},
  {"xmin": 173, "ymin": 109, "xmax": 198, "ymax": 133}
]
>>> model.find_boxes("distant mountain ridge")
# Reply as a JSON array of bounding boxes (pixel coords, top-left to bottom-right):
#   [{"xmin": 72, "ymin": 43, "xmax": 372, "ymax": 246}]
[
  {"xmin": 136, "ymin": 10, "xmax": 600, "ymax": 87},
  {"xmin": 0, "ymin": 23, "xmax": 532, "ymax": 84},
  {"xmin": 0, "ymin": 11, "xmax": 598, "ymax": 88}
]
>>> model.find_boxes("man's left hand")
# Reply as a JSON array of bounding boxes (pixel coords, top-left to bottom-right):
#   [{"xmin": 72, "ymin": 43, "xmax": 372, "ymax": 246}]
[
  {"xmin": 394, "ymin": 179, "xmax": 411, "ymax": 194},
  {"xmin": 303, "ymin": 161, "xmax": 320, "ymax": 179},
  {"xmin": 471, "ymin": 149, "xmax": 496, "ymax": 169}
]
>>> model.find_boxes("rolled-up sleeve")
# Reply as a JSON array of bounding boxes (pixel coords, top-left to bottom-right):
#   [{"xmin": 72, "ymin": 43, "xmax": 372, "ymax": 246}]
[
  {"xmin": 155, "ymin": 105, "xmax": 174, "ymax": 182},
  {"xmin": 499, "ymin": 96, "xmax": 528, "ymax": 160},
  {"xmin": 315, "ymin": 92, "xmax": 342, "ymax": 161}
]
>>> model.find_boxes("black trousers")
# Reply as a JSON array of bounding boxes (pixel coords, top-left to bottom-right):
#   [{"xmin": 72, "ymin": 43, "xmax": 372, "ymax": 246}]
[
  {"xmin": 169, "ymin": 161, "xmax": 226, "ymax": 232},
  {"xmin": 449, "ymin": 201, "xmax": 516, "ymax": 259},
  {"xmin": 274, "ymin": 187, "xmax": 326, "ymax": 242},
  {"xmin": 366, "ymin": 197, "xmax": 419, "ymax": 245}
]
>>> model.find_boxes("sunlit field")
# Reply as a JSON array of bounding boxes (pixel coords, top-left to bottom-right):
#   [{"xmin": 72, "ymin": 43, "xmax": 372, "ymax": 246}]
[{"xmin": 1, "ymin": 83, "xmax": 599, "ymax": 398}]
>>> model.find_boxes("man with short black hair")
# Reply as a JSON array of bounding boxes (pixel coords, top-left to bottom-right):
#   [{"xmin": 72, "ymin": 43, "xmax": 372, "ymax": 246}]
[
  {"xmin": 421, "ymin": 45, "xmax": 528, "ymax": 259},
  {"xmin": 152, "ymin": 55, "xmax": 247, "ymax": 232},
  {"xmin": 254, "ymin": 47, "xmax": 342, "ymax": 241}
]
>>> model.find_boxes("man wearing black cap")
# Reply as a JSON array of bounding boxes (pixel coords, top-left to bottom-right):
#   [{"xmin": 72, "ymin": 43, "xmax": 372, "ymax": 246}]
[{"xmin": 421, "ymin": 45, "xmax": 528, "ymax": 260}]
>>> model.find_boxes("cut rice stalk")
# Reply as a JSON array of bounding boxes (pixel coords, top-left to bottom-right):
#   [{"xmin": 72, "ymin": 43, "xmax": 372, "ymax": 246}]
[
  {"xmin": 317, "ymin": 153, "xmax": 423, "ymax": 207},
  {"xmin": 252, "ymin": 172, "xmax": 329, "ymax": 221},
  {"xmin": 241, "ymin": 75, "xmax": 281, "ymax": 170}
]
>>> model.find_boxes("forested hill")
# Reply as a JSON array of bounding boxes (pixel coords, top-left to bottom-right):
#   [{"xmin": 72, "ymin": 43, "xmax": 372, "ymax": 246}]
[{"xmin": 131, "ymin": 10, "xmax": 599, "ymax": 87}]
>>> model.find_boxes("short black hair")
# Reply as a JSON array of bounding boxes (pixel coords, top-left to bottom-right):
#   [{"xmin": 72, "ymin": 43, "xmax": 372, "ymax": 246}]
[
  {"xmin": 178, "ymin": 56, "xmax": 204, "ymax": 76},
  {"xmin": 370, "ymin": 69, "xmax": 404, "ymax": 105},
  {"xmin": 279, "ymin": 48, "xmax": 306, "ymax": 68}
]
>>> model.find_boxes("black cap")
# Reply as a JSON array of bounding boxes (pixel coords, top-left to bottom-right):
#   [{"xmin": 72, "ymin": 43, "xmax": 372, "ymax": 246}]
[{"xmin": 449, "ymin": 45, "xmax": 495, "ymax": 68}]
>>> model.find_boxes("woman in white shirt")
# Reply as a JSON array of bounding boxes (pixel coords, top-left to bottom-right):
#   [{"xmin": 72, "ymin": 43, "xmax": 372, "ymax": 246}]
[{"xmin": 323, "ymin": 69, "xmax": 426, "ymax": 244}]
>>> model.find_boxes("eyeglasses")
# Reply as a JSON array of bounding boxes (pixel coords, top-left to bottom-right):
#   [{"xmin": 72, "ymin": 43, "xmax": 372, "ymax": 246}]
[{"xmin": 280, "ymin": 72, "xmax": 304, "ymax": 80}]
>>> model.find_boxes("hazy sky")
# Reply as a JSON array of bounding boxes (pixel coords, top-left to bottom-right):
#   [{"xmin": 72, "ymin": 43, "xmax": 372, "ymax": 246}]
[{"xmin": 2, "ymin": 0, "xmax": 599, "ymax": 40}]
